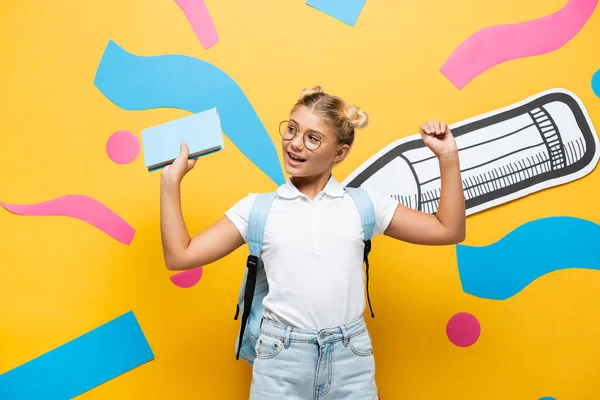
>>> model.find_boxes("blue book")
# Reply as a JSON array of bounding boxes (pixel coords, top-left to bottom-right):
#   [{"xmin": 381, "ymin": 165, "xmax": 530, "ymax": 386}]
[{"xmin": 142, "ymin": 107, "xmax": 224, "ymax": 171}]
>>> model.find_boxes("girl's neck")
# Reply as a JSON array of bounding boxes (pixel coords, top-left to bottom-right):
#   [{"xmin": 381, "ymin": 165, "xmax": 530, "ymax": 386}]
[{"xmin": 290, "ymin": 172, "xmax": 332, "ymax": 200}]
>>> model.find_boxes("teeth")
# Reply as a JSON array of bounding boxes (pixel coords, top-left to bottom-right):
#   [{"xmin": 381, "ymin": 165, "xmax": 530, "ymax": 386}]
[{"xmin": 289, "ymin": 153, "xmax": 305, "ymax": 161}]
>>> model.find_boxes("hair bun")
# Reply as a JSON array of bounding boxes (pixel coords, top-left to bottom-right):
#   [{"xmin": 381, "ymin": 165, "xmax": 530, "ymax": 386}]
[
  {"xmin": 298, "ymin": 86, "xmax": 324, "ymax": 101},
  {"xmin": 344, "ymin": 104, "xmax": 369, "ymax": 129}
]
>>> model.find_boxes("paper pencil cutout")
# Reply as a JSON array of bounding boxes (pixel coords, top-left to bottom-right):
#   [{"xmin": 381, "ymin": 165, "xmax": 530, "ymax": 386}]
[{"xmin": 342, "ymin": 88, "xmax": 599, "ymax": 216}]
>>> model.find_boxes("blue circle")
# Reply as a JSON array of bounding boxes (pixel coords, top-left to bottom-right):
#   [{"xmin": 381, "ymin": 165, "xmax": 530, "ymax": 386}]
[
  {"xmin": 592, "ymin": 69, "xmax": 600, "ymax": 98},
  {"xmin": 538, "ymin": 397, "xmax": 556, "ymax": 400}
]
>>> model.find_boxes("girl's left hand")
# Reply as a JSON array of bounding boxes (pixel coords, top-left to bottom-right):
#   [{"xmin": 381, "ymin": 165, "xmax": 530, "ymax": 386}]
[{"xmin": 420, "ymin": 120, "xmax": 458, "ymax": 158}]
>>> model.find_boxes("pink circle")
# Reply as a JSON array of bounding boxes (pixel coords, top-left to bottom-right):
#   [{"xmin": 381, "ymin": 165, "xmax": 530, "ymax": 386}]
[
  {"xmin": 446, "ymin": 312, "xmax": 480, "ymax": 347},
  {"xmin": 106, "ymin": 130, "xmax": 140, "ymax": 164},
  {"xmin": 169, "ymin": 267, "xmax": 203, "ymax": 288}
]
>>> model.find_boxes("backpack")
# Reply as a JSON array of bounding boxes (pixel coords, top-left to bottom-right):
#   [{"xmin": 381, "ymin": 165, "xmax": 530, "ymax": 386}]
[{"xmin": 233, "ymin": 187, "xmax": 376, "ymax": 364}]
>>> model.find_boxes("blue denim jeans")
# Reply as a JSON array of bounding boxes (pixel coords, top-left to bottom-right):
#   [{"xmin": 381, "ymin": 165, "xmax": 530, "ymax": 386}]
[{"xmin": 249, "ymin": 315, "xmax": 378, "ymax": 399}]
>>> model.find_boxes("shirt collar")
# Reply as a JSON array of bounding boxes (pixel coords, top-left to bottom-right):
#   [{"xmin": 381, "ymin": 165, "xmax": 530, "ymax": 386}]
[{"xmin": 276, "ymin": 174, "xmax": 345, "ymax": 199}]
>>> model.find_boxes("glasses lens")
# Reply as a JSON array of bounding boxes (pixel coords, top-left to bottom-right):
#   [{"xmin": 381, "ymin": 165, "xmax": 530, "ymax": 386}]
[
  {"xmin": 304, "ymin": 132, "xmax": 321, "ymax": 150},
  {"xmin": 304, "ymin": 136, "xmax": 320, "ymax": 150},
  {"xmin": 280, "ymin": 121, "xmax": 296, "ymax": 140}
]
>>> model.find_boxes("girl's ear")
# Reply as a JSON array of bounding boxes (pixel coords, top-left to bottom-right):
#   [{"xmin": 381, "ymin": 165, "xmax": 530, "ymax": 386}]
[{"xmin": 333, "ymin": 144, "xmax": 351, "ymax": 163}]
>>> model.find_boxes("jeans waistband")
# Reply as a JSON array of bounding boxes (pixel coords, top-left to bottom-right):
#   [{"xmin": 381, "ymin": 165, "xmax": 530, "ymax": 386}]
[{"xmin": 259, "ymin": 315, "xmax": 368, "ymax": 348}]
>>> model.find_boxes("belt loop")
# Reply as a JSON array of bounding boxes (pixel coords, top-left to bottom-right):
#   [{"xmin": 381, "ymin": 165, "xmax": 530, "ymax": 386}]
[
  {"xmin": 260, "ymin": 318, "xmax": 264, "ymax": 330},
  {"xmin": 283, "ymin": 325, "xmax": 292, "ymax": 349},
  {"xmin": 340, "ymin": 325, "xmax": 349, "ymax": 347}
]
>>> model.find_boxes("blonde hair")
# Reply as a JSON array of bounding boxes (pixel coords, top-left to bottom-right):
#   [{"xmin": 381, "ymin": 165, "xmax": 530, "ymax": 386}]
[{"xmin": 291, "ymin": 86, "xmax": 368, "ymax": 146}]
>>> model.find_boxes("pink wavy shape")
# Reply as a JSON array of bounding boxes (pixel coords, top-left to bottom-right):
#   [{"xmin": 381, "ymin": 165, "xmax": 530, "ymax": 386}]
[
  {"xmin": 174, "ymin": 0, "xmax": 219, "ymax": 49},
  {"xmin": 0, "ymin": 195, "xmax": 135, "ymax": 245},
  {"xmin": 440, "ymin": 0, "xmax": 598, "ymax": 89},
  {"xmin": 169, "ymin": 266, "xmax": 203, "ymax": 288}
]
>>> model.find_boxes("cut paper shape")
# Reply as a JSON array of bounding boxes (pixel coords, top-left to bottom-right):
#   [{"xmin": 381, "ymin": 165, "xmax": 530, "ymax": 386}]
[
  {"xmin": 306, "ymin": 0, "xmax": 366, "ymax": 27},
  {"xmin": 169, "ymin": 266, "xmax": 203, "ymax": 288},
  {"xmin": 342, "ymin": 88, "xmax": 599, "ymax": 217},
  {"xmin": 0, "ymin": 311, "xmax": 153, "ymax": 399},
  {"xmin": 174, "ymin": 0, "xmax": 219, "ymax": 49},
  {"xmin": 446, "ymin": 312, "xmax": 480, "ymax": 347},
  {"xmin": 106, "ymin": 130, "xmax": 140, "ymax": 164},
  {"xmin": 0, "ymin": 195, "xmax": 135, "ymax": 245},
  {"xmin": 592, "ymin": 69, "xmax": 600, "ymax": 98},
  {"xmin": 456, "ymin": 216, "xmax": 600, "ymax": 300},
  {"xmin": 94, "ymin": 40, "xmax": 284, "ymax": 186},
  {"xmin": 440, "ymin": 0, "xmax": 599, "ymax": 89}
]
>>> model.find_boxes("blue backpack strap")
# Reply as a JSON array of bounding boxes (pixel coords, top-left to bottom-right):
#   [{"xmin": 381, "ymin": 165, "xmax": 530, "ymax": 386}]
[
  {"xmin": 247, "ymin": 193, "xmax": 277, "ymax": 256},
  {"xmin": 344, "ymin": 187, "xmax": 376, "ymax": 318},
  {"xmin": 234, "ymin": 192, "xmax": 276, "ymax": 361},
  {"xmin": 344, "ymin": 187, "xmax": 375, "ymax": 241}
]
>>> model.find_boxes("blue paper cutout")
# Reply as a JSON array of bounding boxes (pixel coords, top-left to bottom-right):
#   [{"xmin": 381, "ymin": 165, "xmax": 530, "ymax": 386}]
[
  {"xmin": 0, "ymin": 311, "xmax": 154, "ymax": 399},
  {"xmin": 456, "ymin": 216, "xmax": 600, "ymax": 300},
  {"xmin": 306, "ymin": 0, "xmax": 366, "ymax": 26},
  {"xmin": 592, "ymin": 69, "xmax": 600, "ymax": 98},
  {"xmin": 94, "ymin": 40, "xmax": 284, "ymax": 186}
]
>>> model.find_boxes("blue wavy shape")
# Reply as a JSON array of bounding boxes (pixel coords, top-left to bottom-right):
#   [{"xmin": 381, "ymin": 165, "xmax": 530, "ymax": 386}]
[
  {"xmin": 94, "ymin": 40, "xmax": 284, "ymax": 186},
  {"xmin": 456, "ymin": 216, "xmax": 600, "ymax": 300}
]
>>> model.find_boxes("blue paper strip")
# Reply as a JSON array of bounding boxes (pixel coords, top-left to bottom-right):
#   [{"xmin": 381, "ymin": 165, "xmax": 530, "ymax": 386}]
[
  {"xmin": 306, "ymin": 0, "xmax": 366, "ymax": 26},
  {"xmin": 456, "ymin": 216, "xmax": 600, "ymax": 300},
  {"xmin": 94, "ymin": 39, "xmax": 284, "ymax": 186},
  {"xmin": 0, "ymin": 311, "xmax": 154, "ymax": 399}
]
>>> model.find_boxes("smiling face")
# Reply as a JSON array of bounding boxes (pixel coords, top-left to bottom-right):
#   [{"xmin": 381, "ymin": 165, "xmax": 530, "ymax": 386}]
[{"xmin": 281, "ymin": 106, "xmax": 351, "ymax": 179}]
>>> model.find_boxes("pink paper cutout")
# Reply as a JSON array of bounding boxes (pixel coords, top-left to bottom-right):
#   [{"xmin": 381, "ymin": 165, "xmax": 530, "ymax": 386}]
[
  {"xmin": 169, "ymin": 266, "xmax": 203, "ymax": 288},
  {"xmin": 446, "ymin": 312, "xmax": 480, "ymax": 347},
  {"xmin": 0, "ymin": 195, "xmax": 135, "ymax": 245},
  {"xmin": 440, "ymin": 0, "xmax": 598, "ymax": 89},
  {"xmin": 174, "ymin": 0, "xmax": 219, "ymax": 49},
  {"xmin": 106, "ymin": 130, "xmax": 140, "ymax": 165}
]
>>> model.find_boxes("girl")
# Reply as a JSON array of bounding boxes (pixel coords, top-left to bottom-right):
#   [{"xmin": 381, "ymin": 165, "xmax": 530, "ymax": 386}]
[{"xmin": 160, "ymin": 86, "xmax": 466, "ymax": 399}]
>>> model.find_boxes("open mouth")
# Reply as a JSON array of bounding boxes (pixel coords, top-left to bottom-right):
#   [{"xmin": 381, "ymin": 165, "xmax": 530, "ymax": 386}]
[{"xmin": 288, "ymin": 152, "xmax": 306, "ymax": 163}]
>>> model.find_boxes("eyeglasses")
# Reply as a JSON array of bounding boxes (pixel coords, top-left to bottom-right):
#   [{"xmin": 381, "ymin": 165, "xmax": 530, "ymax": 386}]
[{"xmin": 279, "ymin": 120, "xmax": 324, "ymax": 151}]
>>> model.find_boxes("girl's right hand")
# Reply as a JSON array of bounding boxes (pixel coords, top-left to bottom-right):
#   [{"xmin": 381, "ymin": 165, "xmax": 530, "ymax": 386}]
[{"xmin": 161, "ymin": 141, "xmax": 197, "ymax": 185}]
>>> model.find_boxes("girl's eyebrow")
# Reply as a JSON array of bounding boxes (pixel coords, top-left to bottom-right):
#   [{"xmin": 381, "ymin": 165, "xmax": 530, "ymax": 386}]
[{"xmin": 290, "ymin": 119, "xmax": 323, "ymax": 135}]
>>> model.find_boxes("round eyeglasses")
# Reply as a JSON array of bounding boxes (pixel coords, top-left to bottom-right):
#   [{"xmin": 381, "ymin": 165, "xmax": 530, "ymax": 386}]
[{"xmin": 279, "ymin": 120, "xmax": 324, "ymax": 151}]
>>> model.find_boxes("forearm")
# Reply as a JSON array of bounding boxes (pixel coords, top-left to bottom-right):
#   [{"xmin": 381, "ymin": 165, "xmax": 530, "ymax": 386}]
[
  {"xmin": 436, "ymin": 152, "xmax": 466, "ymax": 241},
  {"xmin": 160, "ymin": 180, "xmax": 192, "ymax": 269}
]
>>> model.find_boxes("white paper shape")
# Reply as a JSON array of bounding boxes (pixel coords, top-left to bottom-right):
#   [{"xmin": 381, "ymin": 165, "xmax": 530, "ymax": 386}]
[{"xmin": 342, "ymin": 88, "xmax": 599, "ymax": 216}]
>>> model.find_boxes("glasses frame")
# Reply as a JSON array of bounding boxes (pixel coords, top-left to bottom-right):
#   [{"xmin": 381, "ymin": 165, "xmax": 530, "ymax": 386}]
[{"xmin": 279, "ymin": 120, "xmax": 324, "ymax": 151}]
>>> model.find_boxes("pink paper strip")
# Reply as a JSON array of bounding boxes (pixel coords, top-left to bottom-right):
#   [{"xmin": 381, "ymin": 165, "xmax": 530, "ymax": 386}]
[
  {"xmin": 169, "ymin": 266, "xmax": 203, "ymax": 288},
  {"xmin": 0, "ymin": 195, "xmax": 135, "ymax": 245},
  {"xmin": 174, "ymin": 0, "xmax": 219, "ymax": 49},
  {"xmin": 440, "ymin": 0, "xmax": 598, "ymax": 89}
]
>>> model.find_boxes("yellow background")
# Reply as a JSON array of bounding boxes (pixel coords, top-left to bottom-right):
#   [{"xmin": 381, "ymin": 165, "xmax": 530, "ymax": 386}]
[{"xmin": 2, "ymin": 0, "xmax": 600, "ymax": 398}]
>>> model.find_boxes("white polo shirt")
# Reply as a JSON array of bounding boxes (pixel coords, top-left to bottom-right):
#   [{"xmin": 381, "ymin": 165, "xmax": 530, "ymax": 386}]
[{"xmin": 225, "ymin": 175, "xmax": 399, "ymax": 330}]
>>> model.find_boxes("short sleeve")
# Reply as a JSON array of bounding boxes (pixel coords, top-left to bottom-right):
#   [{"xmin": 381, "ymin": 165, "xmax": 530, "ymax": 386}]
[
  {"xmin": 224, "ymin": 193, "xmax": 257, "ymax": 243},
  {"xmin": 364, "ymin": 188, "xmax": 399, "ymax": 237}
]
